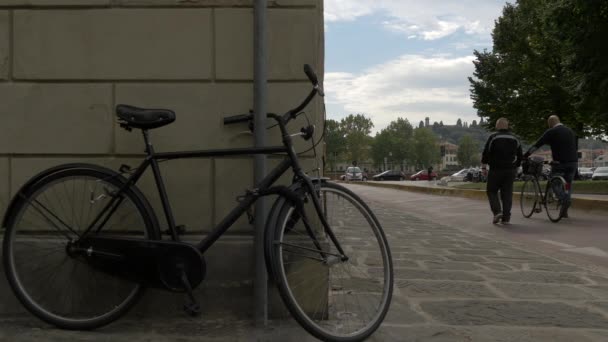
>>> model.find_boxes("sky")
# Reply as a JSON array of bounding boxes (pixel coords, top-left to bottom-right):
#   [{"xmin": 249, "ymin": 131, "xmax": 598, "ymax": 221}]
[{"xmin": 323, "ymin": 0, "xmax": 510, "ymax": 133}]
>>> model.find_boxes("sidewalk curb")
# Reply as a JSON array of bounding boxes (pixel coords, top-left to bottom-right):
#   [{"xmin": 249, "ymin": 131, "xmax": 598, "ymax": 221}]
[{"xmin": 352, "ymin": 181, "xmax": 608, "ymax": 212}]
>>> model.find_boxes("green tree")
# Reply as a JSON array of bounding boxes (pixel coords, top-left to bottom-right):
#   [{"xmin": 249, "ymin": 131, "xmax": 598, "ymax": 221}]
[
  {"xmin": 324, "ymin": 119, "xmax": 345, "ymax": 171},
  {"xmin": 371, "ymin": 118, "xmax": 415, "ymax": 169},
  {"xmin": 371, "ymin": 130, "xmax": 391, "ymax": 170},
  {"xmin": 456, "ymin": 118, "xmax": 462, "ymax": 127},
  {"xmin": 469, "ymin": 0, "xmax": 608, "ymax": 141},
  {"xmin": 340, "ymin": 114, "xmax": 374, "ymax": 163},
  {"xmin": 412, "ymin": 128, "xmax": 440, "ymax": 170},
  {"xmin": 457, "ymin": 135, "xmax": 479, "ymax": 167}
]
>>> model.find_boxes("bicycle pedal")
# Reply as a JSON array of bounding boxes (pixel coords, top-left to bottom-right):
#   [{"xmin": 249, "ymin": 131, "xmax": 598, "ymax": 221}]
[{"xmin": 534, "ymin": 208, "xmax": 542, "ymax": 213}]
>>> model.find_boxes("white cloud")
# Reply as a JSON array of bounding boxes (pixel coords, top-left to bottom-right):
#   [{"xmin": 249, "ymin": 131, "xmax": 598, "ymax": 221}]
[
  {"xmin": 325, "ymin": 0, "xmax": 506, "ymax": 41},
  {"xmin": 323, "ymin": 0, "xmax": 376, "ymax": 22},
  {"xmin": 325, "ymin": 55, "xmax": 479, "ymax": 132}
]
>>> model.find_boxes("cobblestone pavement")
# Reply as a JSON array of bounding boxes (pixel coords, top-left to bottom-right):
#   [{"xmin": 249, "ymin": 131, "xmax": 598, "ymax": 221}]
[
  {"xmin": 1, "ymin": 184, "xmax": 608, "ymax": 341},
  {"xmin": 359, "ymin": 184, "xmax": 608, "ymax": 342}
]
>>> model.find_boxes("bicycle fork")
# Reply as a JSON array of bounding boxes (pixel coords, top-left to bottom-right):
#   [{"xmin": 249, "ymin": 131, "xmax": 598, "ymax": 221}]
[{"xmin": 300, "ymin": 179, "xmax": 349, "ymax": 264}]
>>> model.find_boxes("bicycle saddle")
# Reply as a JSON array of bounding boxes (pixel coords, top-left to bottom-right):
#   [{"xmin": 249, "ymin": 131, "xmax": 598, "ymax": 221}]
[{"xmin": 116, "ymin": 104, "xmax": 176, "ymax": 129}]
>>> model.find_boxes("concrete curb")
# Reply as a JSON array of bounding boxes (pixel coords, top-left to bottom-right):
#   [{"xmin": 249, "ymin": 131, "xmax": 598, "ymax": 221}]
[{"xmin": 352, "ymin": 181, "xmax": 608, "ymax": 213}]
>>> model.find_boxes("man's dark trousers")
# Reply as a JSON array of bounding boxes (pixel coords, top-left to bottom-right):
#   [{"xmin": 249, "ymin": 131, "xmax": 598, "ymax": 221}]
[{"xmin": 487, "ymin": 168, "xmax": 517, "ymax": 221}]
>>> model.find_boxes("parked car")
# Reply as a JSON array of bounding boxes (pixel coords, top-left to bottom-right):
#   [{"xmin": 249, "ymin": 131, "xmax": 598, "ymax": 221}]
[
  {"xmin": 410, "ymin": 170, "xmax": 438, "ymax": 181},
  {"xmin": 372, "ymin": 170, "xmax": 405, "ymax": 181},
  {"xmin": 447, "ymin": 168, "xmax": 470, "ymax": 182},
  {"xmin": 592, "ymin": 166, "xmax": 608, "ymax": 180},
  {"xmin": 340, "ymin": 166, "xmax": 366, "ymax": 181},
  {"xmin": 577, "ymin": 167, "xmax": 594, "ymax": 180}
]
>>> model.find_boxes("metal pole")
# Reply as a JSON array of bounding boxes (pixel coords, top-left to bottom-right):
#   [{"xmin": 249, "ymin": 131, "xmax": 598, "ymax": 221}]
[{"xmin": 253, "ymin": 0, "xmax": 268, "ymax": 327}]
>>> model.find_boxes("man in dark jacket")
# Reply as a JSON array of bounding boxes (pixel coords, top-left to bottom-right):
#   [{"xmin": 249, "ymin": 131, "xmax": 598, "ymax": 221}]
[
  {"xmin": 524, "ymin": 115, "xmax": 578, "ymax": 218},
  {"xmin": 481, "ymin": 118, "xmax": 523, "ymax": 225}
]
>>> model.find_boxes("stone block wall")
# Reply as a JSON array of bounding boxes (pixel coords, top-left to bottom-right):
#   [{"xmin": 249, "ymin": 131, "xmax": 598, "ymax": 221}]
[{"xmin": 0, "ymin": 0, "xmax": 325, "ymax": 235}]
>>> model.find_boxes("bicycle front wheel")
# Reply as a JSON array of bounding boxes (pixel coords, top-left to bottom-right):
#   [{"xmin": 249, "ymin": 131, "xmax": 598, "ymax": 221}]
[
  {"xmin": 545, "ymin": 176, "xmax": 565, "ymax": 222},
  {"xmin": 2, "ymin": 165, "xmax": 160, "ymax": 330},
  {"xmin": 520, "ymin": 177, "xmax": 539, "ymax": 218},
  {"xmin": 272, "ymin": 182, "xmax": 393, "ymax": 342}
]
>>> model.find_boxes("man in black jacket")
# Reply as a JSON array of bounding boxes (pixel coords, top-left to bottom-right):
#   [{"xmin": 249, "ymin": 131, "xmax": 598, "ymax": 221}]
[
  {"xmin": 524, "ymin": 115, "xmax": 578, "ymax": 218},
  {"xmin": 481, "ymin": 118, "xmax": 523, "ymax": 224}
]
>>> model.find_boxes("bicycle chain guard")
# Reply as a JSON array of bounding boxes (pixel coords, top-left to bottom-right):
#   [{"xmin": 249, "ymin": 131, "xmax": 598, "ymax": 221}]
[{"xmin": 76, "ymin": 236, "xmax": 206, "ymax": 292}]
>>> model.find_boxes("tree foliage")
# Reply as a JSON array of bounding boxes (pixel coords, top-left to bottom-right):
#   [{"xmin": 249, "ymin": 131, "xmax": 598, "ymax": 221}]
[
  {"xmin": 340, "ymin": 114, "xmax": 374, "ymax": 163},
  {"xmin": 325, "ymin": 119, "xmax": 346, "ymax": 170},
  {"xmin": 324, "ymin": 114, "xmax": 374, "ymax": 169},
  {"xmin": 370, "ymin": 118, "xmax": 414, "ymax": 168},
  {"xmin": 412, "ymin": 128, "xmax": 440, "ymax": 169},
  {"xmin": 457, "ymin": 135, "xmax": 479, "ymax": 167},
  {"xmin": 469, "ymin": 0, "xmax": 608, "ymax": 142}
]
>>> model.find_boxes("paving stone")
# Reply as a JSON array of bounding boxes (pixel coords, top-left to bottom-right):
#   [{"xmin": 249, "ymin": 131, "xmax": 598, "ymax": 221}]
[
  {"xmin": 487, "ymin": 255, "xmax": 560, "ymax": 264},
  {"xmin": 471, "ymin": 243, "xmax": 512, "ymax": 249},
  {"xmin": 589, "ymin": 301, "xmax": 608, "ymax": 313},
  {"xmin": 445, "ymin": 255, "xmax": 487, "ymax": 262},
  {"xmin": 394, "ymin": 269, "xmax": 484, "ymax": 282},
  {"xmin": 449, "ymin": 249, "xmax": 499, "ymax": 256},
  {"xmin": 397, "ymin": 253, "xmax": 445, "ymax": 261},
  {"xmin": 502, "ymin": 263, "xmax": 526, "ymax": 270},
  {"xmin": 383, "ymin": 300, "xmax": 427, "ymax": 325},
  {"xmin": 480, "ymin": 263, "xmax": 513, "ymax": 271},
  {"xmin": 581, "ymin": 286, "xmax": 608, "ymax": 299},
  {"xmin": 412, "ymin": 248, "xmax": 451, "ymax": 255},
  {"xmin": 584, "ymin": 330, "xmax": 608, "ymax": 342},
  {"xmin": 422, "ymin": 241, "xmax": 461, "ymax": 247},
  {"xmin": 370, "ymin": 326, "xmax": 595, "ymax": 342},
  {"xmin": 497, "ymin": 249, "xmax": 543, "ymax": 257},
  {"xmin": 424, "ymin": 261, "xmax": 482, "ymax": 271},
  {"xmin": 588, "ymin": 275, "xmax": 608, "ymax": 284},
  {"xmin": 482, "ymin": 271, "xmax": 588, "ymax": 284},
  {"xmin": 420, "ymin": 300, "xmax": 608, "ymax": 328},
  {"xmin": 398, "ymin": 280, "xmax": 497, "ymax": 298},
  {"xmin": 391, "ymin": 259, "xmax": 419, "ymax": 268},
  {"xmin": 493, "ymin": 283, "xmax": 596, "ymax": 299},
  {"xmin": 527, "ymin": 264, "xmax": 581, "ymax": 272}
]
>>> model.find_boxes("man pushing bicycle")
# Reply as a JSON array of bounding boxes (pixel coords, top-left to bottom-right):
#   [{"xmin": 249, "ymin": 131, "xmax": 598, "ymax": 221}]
[{"xmin": 524, "ymin": 115, "xmax": 578, "ymax": 218}]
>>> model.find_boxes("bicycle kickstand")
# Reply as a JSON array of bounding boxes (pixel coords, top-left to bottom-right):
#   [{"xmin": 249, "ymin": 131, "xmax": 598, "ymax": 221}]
[{"xmin": 178, "ymin": 265, "xmax": 201, "ymax": 317}]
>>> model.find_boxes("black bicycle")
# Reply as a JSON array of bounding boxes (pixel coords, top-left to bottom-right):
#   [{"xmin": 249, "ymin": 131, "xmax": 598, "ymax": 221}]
[
  {"xmin": 520, "ymin": 156, "xmax": 568, "ymax": 222},
  {"xmin": 1, "ymin": 65, "xmax": 393, "ymax": 342}
]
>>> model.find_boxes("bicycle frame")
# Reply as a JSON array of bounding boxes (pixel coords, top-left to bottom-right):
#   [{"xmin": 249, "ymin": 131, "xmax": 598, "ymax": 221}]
[{"xmin": 81, "ymin": 116, "xmax": 347, "ymax": 258}]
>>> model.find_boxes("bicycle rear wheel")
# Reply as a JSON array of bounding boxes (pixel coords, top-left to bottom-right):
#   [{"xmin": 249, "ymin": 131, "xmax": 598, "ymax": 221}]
[
  {"xmin": 2, "ymin": 165, "xmax": 160, "ymax": 330},
  {"xmin": 545, "ymin": 176, "xmax": 565, "ymax": 222},
  {"xmin": 520, "ymin": 177, "xmax": 539, "ymax": 218},
  {"xmin": 272, "ymin": 182, "xmax": 393, "ymax": 342}
]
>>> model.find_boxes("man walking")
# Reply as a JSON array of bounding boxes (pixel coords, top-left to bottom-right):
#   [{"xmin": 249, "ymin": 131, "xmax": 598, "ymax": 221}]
[
  {"xmin": 481, "ymin": 118, "xmax": 523, "ymax": 225},
  {"xmin": 524, "ymin": 115, "xmax": 578, "ymax": 218}
]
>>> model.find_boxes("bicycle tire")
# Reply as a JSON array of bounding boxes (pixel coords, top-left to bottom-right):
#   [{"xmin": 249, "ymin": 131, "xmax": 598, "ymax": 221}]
[
  {"xmin": 520, "ymin": 177, "xmax": 539, "ymax": 218},
  {"xmin": 3, "ymin": 164, "xmax": 160, "ymax": 330},
  {"xmin": 545, "ymin": 176, "xmax": 565, "ymax": 223},
  {"xmin": 271, "ymin": 181, "xmax": 393, "ymax": 342}
]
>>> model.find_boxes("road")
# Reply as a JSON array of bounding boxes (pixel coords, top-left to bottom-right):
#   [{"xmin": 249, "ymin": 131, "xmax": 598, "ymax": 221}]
[{"xmin": 345, "ymin": 182, "xmax": 608, "ymax": 273}]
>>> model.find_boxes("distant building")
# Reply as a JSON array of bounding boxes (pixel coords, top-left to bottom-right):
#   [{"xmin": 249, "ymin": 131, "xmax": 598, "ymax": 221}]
[
  {"xmin": 439, "ymin": 142, "xmax": 459, "ymax": 170},
  {"xmin": 578, "ymin": 149, "xmax": 596, "ymax": 167}
]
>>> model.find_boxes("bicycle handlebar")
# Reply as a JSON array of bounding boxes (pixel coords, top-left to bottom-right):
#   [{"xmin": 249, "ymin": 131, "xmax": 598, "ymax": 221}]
[
  {"xmin": 304, "ymin": 64, "xmax": 318, "ymax": 85},
  {"xmin": 223, "ymin": 113, "xmax": 252, "ymax": 125},
  {"xmin": 224, "ymin": 65, "xmax": 322, "ymax": 128},
  {"xmin": 223, "ymin": 64, "xmax": 322, "ymax": 131}
]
